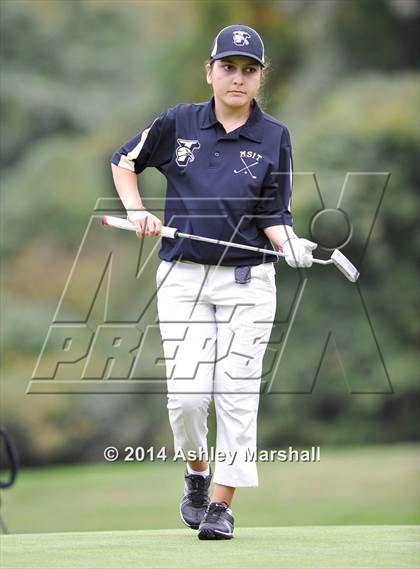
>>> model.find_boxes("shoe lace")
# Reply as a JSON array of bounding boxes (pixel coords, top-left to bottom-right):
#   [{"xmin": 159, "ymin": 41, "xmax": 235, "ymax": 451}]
[
  {"xmin": 204, "ymin": 503, "xmax": 227, "ymax": 523},
  {"xmin": 187, "ymin": 475, "xmax": 209, "ymax": 507}
]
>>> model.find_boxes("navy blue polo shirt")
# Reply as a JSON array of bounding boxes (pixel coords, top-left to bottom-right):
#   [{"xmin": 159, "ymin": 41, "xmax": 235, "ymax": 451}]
[{"xmin": 111, "ymin": 98, "xmax": 293, "ymax": 266}]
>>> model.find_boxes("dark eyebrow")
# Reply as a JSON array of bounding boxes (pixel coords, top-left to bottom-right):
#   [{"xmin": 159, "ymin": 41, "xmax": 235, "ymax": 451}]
[{"xmin": 220, "ymin": 58, "xmax": 259, "ymax": 67}]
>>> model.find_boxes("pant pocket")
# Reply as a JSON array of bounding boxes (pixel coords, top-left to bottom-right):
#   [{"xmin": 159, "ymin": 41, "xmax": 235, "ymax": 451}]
[
  {"xmin": 156, "ymin": 260, "xmax": 173, "ymax": 287},
  {"xmin": 253, "ymin": 263, "xmax": 276, "ymax": 293}
]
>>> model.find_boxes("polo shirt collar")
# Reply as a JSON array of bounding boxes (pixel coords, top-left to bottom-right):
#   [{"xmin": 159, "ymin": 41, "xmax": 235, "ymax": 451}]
[{"xmin": 200, "ymin": 97, "xmax": 264, "ymax": 143}]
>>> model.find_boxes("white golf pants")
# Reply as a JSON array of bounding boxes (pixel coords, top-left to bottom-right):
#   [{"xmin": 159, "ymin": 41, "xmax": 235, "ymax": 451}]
[{"xmin": 156, "ymin": 260, "xmax": 276, "ymax": 487}]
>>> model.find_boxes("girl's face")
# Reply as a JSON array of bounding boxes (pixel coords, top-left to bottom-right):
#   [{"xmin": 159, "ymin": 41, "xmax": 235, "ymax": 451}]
[{"xmin": 206, "ymin": 56, "xmax": 262, "ymax": 110}]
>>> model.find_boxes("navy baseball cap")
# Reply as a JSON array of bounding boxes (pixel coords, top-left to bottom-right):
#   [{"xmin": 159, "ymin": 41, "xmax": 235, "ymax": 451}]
[{"xmin": 210, "ymin": 24, "xmax": 265, "ymax": 66}]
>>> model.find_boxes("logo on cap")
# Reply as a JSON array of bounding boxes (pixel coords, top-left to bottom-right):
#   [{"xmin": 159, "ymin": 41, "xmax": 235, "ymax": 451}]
[{"xmin": 232, "ymin": 30, "xmax": 250, "ymax": 47}]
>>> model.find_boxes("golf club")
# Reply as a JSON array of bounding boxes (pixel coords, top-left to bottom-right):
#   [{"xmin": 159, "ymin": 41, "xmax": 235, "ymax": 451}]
[{"xmin": 101, "ymin": 215, "xmax": 360, "ymax": 282}]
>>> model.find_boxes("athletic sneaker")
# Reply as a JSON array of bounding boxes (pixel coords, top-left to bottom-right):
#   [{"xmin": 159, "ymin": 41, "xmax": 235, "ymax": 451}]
[
  {"xmin": 198, "ymin": 502, "xmax": 234, "ymax": 540},
  {"xmin": 179, "ymin": 467, "xmax": 212, "ymax": 530}
]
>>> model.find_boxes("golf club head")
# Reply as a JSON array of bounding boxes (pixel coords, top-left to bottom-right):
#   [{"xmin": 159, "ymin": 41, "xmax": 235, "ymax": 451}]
[{"xmin": 331, "ymin": 249, "xmax": 360, "ymax": 282}]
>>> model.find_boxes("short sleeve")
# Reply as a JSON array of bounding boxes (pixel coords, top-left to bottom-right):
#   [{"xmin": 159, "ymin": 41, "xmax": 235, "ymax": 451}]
[
  {"xmin": 111, "ymin": 109, "xmax": 174, "ymax": 174},
  {"xmin": 255, "ymin": 127, "xmax": 293, "ymax": 229}
]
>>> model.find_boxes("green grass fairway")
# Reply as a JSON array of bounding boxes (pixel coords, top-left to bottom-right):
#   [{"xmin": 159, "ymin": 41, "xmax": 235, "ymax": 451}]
[
  {"xmin": 1, "ymin": 445, "xmax": 418, "ymax": 533},
  {"xmin": 1, "ymin": 526, "xmax": 418, "ymax": 569}
]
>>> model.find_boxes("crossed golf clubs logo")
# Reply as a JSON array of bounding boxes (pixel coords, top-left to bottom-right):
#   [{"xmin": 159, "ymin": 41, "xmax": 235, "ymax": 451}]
[{"xmin": 234, "ymin": 156, "xmax": 259, "ymax": 179}]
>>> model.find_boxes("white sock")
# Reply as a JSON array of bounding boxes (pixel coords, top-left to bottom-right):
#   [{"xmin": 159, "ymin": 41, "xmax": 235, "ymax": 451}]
[{"xmin": 187, "ymin": 464, "xmax": 210, "ymax": 477}]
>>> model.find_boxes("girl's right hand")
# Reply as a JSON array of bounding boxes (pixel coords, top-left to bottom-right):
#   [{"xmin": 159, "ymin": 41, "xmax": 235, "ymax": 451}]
[{"xmin": 127, "ymin": 210, "xmax": 162, "ymax": 238}]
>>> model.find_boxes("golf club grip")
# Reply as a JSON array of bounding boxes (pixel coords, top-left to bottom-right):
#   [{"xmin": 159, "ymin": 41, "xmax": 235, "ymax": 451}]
[
  {"xmin": 102, "ymin": 216, "xmax": 177, "ymax": 239},
  {"xmin": 102, "ymin": 216, "xmax": 135, "ymax": 231}
]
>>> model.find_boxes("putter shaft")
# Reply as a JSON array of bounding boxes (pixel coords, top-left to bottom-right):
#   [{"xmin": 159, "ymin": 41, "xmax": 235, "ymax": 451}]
[{"xmin": 102, "ymin": 216, "xmax": 359, "ymax": 281}]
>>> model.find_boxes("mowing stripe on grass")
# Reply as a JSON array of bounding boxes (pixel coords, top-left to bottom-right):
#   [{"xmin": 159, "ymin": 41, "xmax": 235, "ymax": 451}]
[{"xmin": 1, "ymin": 525, "xmax": 419, "ymax": 569}]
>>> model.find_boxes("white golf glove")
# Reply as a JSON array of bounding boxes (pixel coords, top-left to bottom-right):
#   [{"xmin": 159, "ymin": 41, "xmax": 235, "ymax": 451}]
[{"xmin": 281, "ymin": 237, "xmax": 318, "ymax": 268}]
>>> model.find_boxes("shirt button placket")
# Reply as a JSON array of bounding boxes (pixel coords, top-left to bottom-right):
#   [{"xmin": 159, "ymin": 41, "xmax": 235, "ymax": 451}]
[{"xmin": 209, "ymin": 147, "xmax": 222, "ymax": 168}]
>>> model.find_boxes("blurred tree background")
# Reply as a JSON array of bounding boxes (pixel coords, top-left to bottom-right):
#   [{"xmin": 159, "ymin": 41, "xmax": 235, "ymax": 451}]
[{"xmin": 0, "ymin": 0, "xmax": 419, "ymax": 466}]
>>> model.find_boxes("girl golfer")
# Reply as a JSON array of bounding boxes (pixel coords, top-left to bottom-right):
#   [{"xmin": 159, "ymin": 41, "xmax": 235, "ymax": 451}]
[{"xmin": 111, "ymin": 24, "xmax": 316, "ymax": 540}]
